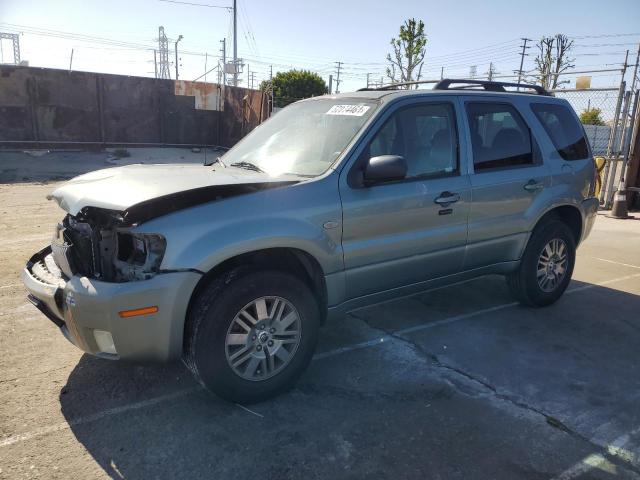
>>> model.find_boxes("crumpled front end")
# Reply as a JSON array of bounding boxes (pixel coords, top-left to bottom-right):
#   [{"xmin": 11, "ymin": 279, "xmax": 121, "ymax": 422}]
[{"xmin": 22, "ymin": 206, "xmax": 201, "ymax": 361}]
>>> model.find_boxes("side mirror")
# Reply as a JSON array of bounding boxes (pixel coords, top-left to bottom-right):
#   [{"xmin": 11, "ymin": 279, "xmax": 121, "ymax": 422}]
[{"xmin": 364, "ymin": 155, "xmax": 407, "ymax": 185}]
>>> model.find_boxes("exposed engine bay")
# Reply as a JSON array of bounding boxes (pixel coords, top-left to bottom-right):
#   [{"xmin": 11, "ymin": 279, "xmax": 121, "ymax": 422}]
[{"xmin": 52, "ymin": 207, "xmax": 166, "ymax": 283}]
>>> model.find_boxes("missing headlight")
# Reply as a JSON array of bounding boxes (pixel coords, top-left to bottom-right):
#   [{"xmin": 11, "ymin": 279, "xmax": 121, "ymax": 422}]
[{"xmin": 114, "ymin": 232, "xmax": 166, "ymax": 281}]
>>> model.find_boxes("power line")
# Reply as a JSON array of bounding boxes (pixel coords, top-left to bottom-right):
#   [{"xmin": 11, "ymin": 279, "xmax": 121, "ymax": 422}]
[{"xmin": 157, "ymin": 0, "xmax": 231, "ymax": 9}]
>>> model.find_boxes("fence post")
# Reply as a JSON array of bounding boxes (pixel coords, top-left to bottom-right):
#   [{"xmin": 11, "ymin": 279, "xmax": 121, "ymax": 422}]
[
  {"xmin": 96, "ymin": 75, "xmax": 105, "ymax": 145},
  {"xmin": 27, "ymin": 76, "xmax": 39, "ymax": 141},
  {"xmin": 605, "ymin": 90, "xmax": 632, "ymax": 207},
  {"xmin": 600, "ymin": 80, "xmax": 626, "ymax": 205}
]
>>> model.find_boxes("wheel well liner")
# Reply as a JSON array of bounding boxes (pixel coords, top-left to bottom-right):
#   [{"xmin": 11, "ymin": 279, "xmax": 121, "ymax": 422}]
[
  {"xmin": 536, "ymin": 205, "xmax": 582, "ymax": 244},
  {"xmin": 183, "ymin": 248, "xmax": 327, "ymax": 354}
]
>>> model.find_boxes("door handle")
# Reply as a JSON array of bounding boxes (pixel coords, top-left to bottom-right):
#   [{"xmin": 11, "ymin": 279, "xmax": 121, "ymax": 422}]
[
  {"xmin": 524, "ymin": 179, "xmax": 544, "ymax": 192},
  {"xmin": 434, "ymin": 191, "xmax": 460, "ymax": 207}
]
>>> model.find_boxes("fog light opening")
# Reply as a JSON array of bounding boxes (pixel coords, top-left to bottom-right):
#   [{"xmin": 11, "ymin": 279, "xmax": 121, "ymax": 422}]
[{"xmin": 93, "ymin": 330, "xmax": 117, "ymax": 355}]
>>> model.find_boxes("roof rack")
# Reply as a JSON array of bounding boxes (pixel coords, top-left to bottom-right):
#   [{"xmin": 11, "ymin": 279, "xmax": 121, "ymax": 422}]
[
  {"xmin": 433, "ymin": 79, "xmax": 550, "ymax": 95},
  {"xmin": 358, "ymin": 78, "xmax": 550, "ymax": 96}
]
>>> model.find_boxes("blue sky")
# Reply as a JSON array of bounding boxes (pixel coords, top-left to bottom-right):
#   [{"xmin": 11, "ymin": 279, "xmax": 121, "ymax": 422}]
[{"xmin": 1, "ymin": 0, "xmax": 639, "ymax": 91}]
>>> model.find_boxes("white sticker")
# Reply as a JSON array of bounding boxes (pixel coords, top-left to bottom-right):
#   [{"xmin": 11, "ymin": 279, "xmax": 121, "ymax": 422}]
[{"xmin": 326, "ymin": 104, "xmax": 371, "ymax": 116}]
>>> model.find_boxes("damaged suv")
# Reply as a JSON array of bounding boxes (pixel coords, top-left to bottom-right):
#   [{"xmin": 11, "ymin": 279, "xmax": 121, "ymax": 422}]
[{"xmin": 23, "ymin": 79, "xmax": 598, "ymax": 403}]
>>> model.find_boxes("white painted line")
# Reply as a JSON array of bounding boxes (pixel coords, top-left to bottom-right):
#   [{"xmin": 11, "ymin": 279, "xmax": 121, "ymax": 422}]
[
  {"xmin": 552, "ymin": 424, "xmax": 640, "ymax": 479},
  {"xmin": 594, "ymin": 257, "xmax": 640, "ymax": 270},
  {"xmin": 0, "ymin": 283, "xmax": 21, "ymax": 290},
  {"xmin": 2, "ymin": 271, "xmax": 640, "ymax": 449},
  {"xmin": 0, "ymin": 387, "xmax": 198, "ymax": 448},
  {"xmin": 313, "ymin": 272, "xmax": 640, "ymax": 361},
  {"xmin": 235, "ymin": 404, "xmax": 264, "ymax": 418}
]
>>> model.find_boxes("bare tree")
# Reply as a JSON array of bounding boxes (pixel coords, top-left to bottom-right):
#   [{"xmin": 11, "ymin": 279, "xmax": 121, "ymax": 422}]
[
  {"xmin": 386, "ymin": 18, "xmax": 427, "ymax": 88},
  {"xmin": 534, "ymin": 34, "xmax": 575, "ymax": 89}
]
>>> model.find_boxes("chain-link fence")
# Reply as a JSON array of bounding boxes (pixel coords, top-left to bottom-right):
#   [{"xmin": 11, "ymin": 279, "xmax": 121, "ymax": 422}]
[
  {"xmin": 550, "ymin": 77, "xmax": 639, "ymax": 208},
  {"xmin": 550, "ymin": 88, "xmax": 622, "ymax": 156}
]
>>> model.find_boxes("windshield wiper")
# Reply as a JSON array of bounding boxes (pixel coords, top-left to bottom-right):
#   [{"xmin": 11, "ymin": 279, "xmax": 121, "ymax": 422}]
[{"xmin": 229, "ymin": 161, "xmax": 264, "ymax": 173}]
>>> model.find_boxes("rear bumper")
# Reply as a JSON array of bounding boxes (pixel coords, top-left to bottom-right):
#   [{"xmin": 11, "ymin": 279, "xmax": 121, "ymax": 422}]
[
  {"xmin": 581, "ymin": 197, "xmax": 599, "ymax": 244},
  {"xmin": 22, "ymin": 246, "xmax": 201, "ymax": 362}
]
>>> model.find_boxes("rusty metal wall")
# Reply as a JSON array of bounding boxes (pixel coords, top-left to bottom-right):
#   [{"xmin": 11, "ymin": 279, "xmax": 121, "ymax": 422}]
[{"xmin": 0, "ymin": 66, "xmax": 263, "ymax": 148}]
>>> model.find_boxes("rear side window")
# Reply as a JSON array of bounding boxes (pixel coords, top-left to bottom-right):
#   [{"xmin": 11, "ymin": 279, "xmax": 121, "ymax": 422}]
[
  {"xmin": 466, "ymin": 103, "xmax": 533, "ymax": 171},
  {"xmin": 530, "ymin": 103, "xmax": 590, "ymax": 161}
]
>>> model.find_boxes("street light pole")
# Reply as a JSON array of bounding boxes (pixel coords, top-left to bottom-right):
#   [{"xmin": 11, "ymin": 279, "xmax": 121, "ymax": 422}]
[{"xmin": 174, "ymin": 34, "xmax": 183, "ymax": 80}]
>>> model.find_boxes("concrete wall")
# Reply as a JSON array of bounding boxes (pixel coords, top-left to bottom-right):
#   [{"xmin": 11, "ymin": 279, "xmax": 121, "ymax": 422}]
[{"xmin": 0, "ymin": 66, "xmax": 267, "ymax": 148}]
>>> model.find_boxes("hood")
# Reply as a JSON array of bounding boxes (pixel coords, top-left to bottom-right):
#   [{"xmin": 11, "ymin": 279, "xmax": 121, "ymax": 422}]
[{"xmin": 49, "ymin": 163, "xmax": 301, "ymax": 221}]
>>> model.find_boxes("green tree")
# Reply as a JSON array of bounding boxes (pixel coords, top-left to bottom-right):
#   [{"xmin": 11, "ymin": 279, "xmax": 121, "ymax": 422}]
[
  {"xmin": 580, "ymin": 107, "xmax": 606, "ymax": 126},
  {"xmin": 386, "ymin": 18, "xmax": 427, "ymax": 88},
  {"xmin": 260, "ymin": 70, "xmax": 327, "ymax": 108}
]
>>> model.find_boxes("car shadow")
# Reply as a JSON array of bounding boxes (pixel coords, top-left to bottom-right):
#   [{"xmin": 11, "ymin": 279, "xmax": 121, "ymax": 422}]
[{"xmin": 58, "ymin": 277, "xmax": 640, "ymax": 479}]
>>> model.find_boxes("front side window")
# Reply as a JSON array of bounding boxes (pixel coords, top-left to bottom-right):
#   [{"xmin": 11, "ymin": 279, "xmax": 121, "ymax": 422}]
[
  {"xmin": 466, "ymin": 102, "xmax": 533, "ymax": 171},
  {"xmin": 531, "ymin": 103, "xmax": 590, "ymax": 161},
  {"xmin": 221, "ymin": 99, "xmax": 378, "ymax": 177},
  {"xmin": 364, "ymin": 103, "xmax": 458, "ymax": 179}
]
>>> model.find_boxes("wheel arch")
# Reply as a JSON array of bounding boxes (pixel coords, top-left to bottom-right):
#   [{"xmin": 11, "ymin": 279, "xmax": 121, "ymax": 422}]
[
  {"xmin": 182, "ymin": 247, "xmax": 328, "ymax": 355},
  {"xmin": 533, "ymin": 204, "xmax": 583, "ymax": 245}
]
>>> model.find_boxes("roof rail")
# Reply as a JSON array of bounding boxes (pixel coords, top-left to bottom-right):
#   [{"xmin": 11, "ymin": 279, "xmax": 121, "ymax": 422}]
[
  {"xmin": 433, "ymin": 79, "xmax": 550, "ymax": 95},
  {"xmin": 358, "ymin": 78, "xmax": 550, "ymax": 96}
]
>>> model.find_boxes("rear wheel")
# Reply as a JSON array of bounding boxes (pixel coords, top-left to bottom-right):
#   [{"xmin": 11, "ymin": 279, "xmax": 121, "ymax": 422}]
[
  {"xmin": 184, "ymin": 269, "xmax": 320, "ymax": 404},
  {"xmin": 507, "ymin": 219, "xmax": 576, "ymax": 307}
]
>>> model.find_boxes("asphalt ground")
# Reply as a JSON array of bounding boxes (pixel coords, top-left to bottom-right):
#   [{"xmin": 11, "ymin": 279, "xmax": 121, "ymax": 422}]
[{"xmin": 1, "ymin": 178, "xmax": 639, "ymax": 479}]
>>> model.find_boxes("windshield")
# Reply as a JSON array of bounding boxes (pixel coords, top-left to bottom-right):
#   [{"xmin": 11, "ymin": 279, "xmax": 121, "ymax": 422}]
[{"xmin": 221, "ymin": 98, "xmax": 378, "ymax": 176}]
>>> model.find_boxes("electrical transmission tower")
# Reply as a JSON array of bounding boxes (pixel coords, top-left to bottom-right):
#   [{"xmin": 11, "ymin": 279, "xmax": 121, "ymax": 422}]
[
  {"xmin": 469, "ymin": 65, "xmax": 477, "ymax": 79},
  {"xmin": 0, "ymin": 32, "xmax": 21, "ymax": 64},
  {"xmin": 157, "ymin": 26, "xmax": 171, "ymax": 79}
]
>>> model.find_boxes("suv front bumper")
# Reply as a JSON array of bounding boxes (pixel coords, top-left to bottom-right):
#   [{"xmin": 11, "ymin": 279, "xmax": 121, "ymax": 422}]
[{"xmin": 22, "ymin": 246, "xmax": 201, "ymax": 362}]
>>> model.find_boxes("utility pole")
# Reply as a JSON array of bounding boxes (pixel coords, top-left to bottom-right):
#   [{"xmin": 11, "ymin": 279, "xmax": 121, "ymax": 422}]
[
  {"xmin": 516, "ymin": 38, "xmax": 532, "ymax": 87},
  {"xmin": 174, "ymin": 34, "xmax": 183, "ymax": 80},
  {"xmin": 233, "ymin": 0, "xmax": 238, "ymax": 86},
  {"xmin": 220, "ymin": 38, "xmax": 226, "ymax": 86},
  {"xmin": 246, "ymin": 63, "xmax": 249, "ymax": 88},
  {"xmin": 487, "ymin": 62, "xmax": 495, "ymax": 81},
  {"xmin": 334, "ymin": 61, "xmax": 342, "ymax": 93},
  {"xmin": 440, "ymin": 66, "xmax": 444, "ymax": 80},
  {"xmin": 328, "ymin": 74, "xmax": 333, "ymax": 94},
  {"xmin": 153, "ymin": 50, "xmax": 158, "ymax": 78},
  {"xmin": 69, "ymin": 48, "xmax": 74, "ymax": 71},
  {"xmin": 269, "ymin": 65, "xmax": 273, "ymax": 81},
  {"xmin": 366, "ymin": 73, "xmax": 370, "ymax": 88}
]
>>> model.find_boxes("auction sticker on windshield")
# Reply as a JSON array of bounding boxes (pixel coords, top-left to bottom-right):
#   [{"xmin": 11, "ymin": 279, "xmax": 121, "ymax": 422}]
[{"xmin": 326, "ymin": 105, "xmax": 371, "ymax": 116}]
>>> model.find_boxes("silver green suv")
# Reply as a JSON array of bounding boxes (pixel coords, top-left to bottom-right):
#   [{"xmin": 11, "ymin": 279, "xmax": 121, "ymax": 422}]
[{"xmin": 23, "ymin": 79, "xmax": 598, "ymax": 403}]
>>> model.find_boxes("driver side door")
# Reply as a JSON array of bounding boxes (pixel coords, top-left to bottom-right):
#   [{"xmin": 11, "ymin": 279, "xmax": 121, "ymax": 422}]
[{"xmin": 339, "ymin": 98, "xmax": 471, "ymax": 300}]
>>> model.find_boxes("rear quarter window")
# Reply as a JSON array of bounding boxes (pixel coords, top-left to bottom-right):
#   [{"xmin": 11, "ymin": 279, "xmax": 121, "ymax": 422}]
[{"xmin": 530, "ymin": 103, "xmax": 590, "ymax": 161}]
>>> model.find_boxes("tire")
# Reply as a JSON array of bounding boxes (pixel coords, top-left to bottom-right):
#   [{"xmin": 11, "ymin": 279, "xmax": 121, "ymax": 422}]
[
  {"xmin": 507, "ymin": 219, "xmax": 576, "ymax": 307},
  {"xmin": 184, "ymin": 269, "xmax": 320, "ymax": 404}
]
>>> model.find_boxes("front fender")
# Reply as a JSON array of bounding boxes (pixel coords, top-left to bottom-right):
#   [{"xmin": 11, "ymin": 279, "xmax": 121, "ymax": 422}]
[
  {"xmin": 170, "ymin": 216, "xmax": 342, "ymax": 274},
  {"xmin": 134, "ymin": 176, "xmax": 344, "ymax": 276}
]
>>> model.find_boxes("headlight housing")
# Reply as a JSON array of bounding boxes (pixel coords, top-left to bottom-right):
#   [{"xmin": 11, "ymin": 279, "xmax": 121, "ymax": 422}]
[{"xmin": 114, "ymin": 232, "xmax": 166, "ymax": 281}]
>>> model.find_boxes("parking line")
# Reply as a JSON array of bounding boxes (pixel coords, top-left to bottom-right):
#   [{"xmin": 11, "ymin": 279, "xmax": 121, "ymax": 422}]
[
  {"xmin": 2, "ymin": 271, "xmax": 639, "ymax": 449},
  {"xmin": 314, "ymin": 271, "xmax": 640, "ymax": 360},
  {"xmin": 0, "ymin": 388, "xmax": 199, "ymax": 448},
  {"xmin": 594, "ymin": 257, "xmax": 640, "ymax": 270},
  {"xmin": 552, "ymin": 424, "xmax": 640, "ymax": 479}
]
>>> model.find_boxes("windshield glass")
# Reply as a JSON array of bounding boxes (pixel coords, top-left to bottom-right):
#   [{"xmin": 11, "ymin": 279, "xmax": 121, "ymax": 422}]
[{"xmin": 221, "ymin": 98, "xmax": 378, "ymax": 176}]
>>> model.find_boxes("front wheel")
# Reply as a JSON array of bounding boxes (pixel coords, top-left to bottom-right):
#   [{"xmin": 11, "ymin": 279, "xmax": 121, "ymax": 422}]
[
  {"xmin": 507, "ymin": 220, "xmax": 576, "ymax": 307},
  {"xmin": 184, "ymin": 269, "xmax": 320, "ymax": 404}
]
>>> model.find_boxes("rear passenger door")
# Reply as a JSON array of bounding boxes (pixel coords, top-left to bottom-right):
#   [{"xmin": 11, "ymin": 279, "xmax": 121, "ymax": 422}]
[{"xmin": 462, "ymin": 99, "xmax": 551, "ymax": 270}]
